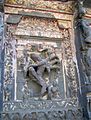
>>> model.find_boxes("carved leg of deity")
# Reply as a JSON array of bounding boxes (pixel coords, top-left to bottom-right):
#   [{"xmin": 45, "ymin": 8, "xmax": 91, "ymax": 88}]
[
  {"xmin": 37, "ymin": 75, "xmax": 47, "ymax": 96},
  {"xmin": 37, "ymin": 65, "xmax": 48, "ymax": 95},
  {"xmin": 29, "ymin": 66, "xmax": 47, "ymax": 96}
]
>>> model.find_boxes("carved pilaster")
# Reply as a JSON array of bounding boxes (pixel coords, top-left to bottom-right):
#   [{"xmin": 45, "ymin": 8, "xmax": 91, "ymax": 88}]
[
  {"xmin": 4, "ymin": 30, "xmax": 17, "ymax": 102},
  {"xmin": 62, "ymin": 29, "xmax": 77, "ymax": 98}
]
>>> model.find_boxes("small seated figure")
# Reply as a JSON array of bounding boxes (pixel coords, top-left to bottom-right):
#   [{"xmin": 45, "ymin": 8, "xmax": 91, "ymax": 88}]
[{"xmin": 48, "ymin": 80, "xmax": 60, "ymax": 100}]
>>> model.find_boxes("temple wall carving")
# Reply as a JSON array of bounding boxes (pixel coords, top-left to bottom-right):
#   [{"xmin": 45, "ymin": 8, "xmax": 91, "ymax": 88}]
[
  {"xmin": 0, "ymin": 1, "xmax": 85, "ymax": 119},
  {"xmin": 3, "ymin": 13, "xmax": 78, "ymax": 106}
]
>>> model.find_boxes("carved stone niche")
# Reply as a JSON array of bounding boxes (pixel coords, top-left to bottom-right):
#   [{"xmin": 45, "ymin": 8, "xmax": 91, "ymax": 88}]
[{"xmin": 4, "ymin": 16, "xmax": 78, "ymax": 113}]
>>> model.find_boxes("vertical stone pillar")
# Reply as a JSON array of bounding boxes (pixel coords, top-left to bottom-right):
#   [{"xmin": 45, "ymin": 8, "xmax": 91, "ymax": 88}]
[
  {"xmin": 0, "ymin": 0, "xmax": 4, "ymax": 118},
  {"xmin": 74, "ymin": 0, "xmax": 90, "ymax": 119}
]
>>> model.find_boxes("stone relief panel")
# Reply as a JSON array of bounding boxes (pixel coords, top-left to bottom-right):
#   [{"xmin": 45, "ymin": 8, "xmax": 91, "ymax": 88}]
[
  {"xmin": 3, "ymin": 16, "xmax": 78, "ymax": 112},
  {"xmin": 16, "ymin": 40, "xmax": 64, "ymax": 100}
]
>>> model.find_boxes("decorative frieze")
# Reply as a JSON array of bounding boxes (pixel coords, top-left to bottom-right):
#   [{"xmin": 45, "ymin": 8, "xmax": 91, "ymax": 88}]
[
  {"xmin": 5, "ymin": 0, "xmax": 73, "ymax": 13},
  {"xmin": 3, "ymin": 98, "xmax": 78, "ymax": 112},
  {"xmin": 1, "ymin": 108, "xmax": 84, "ymax": 120}
]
